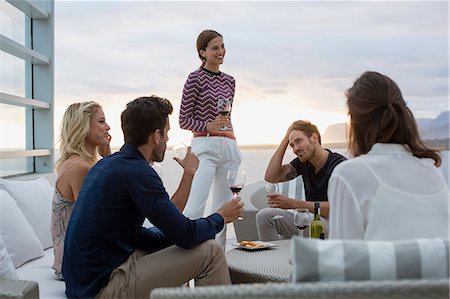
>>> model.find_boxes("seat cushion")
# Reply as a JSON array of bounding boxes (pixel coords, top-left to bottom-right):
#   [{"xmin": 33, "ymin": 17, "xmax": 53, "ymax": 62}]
[
  {"xmin": 291, "ymin": 237, "xmax": 449, "ymax": 282},
  {"xmin": 0, "ymin": 178, "xmax": 53, "ymax": 249},
  {"xmin": 0, "ymin": 190, "xmax": 44, "ymax": 268}
]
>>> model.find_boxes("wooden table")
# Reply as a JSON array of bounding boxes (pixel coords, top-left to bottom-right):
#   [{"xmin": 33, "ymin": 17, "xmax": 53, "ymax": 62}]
[{"xmin": 226, "ymin": 239, "xmax": 292, "ymax": 283}]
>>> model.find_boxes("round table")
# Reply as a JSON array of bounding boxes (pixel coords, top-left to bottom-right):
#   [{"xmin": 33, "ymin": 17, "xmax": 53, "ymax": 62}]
[{"xmin": 226, "ymin": 239, "xmax": 292, "ymax": 283}]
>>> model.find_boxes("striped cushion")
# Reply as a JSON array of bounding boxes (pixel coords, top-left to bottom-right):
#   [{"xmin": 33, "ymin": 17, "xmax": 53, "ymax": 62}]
[
  {"xmin": 279, "ymin": 175, "xmax": 304, "ymax": 200},
  {"xmin": 291, "ymin": 237, "xmax": 449, "ymax": 282}
]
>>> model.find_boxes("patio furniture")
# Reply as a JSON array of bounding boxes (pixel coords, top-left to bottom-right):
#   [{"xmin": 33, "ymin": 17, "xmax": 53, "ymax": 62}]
[
  {"xmin": 232, "ymin": 177, "xmax": 304, "ymax": 242},
  {"xmin": 226, "ymin": 240, "xmax": 291, "ymax": 283},
  {"xmin": 151, "ymin": 279, "xmax": 449, "ymax": 299}
]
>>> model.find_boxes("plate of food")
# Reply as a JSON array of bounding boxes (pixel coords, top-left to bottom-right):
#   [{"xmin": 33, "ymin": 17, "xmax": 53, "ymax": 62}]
[{"xmin": 232, "ymin": 241, "xmax": 279, "ymax": 251}]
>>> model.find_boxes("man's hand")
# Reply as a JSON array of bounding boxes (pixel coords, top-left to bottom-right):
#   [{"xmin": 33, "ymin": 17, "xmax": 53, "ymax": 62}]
[
  {"xmin": 173, "ymin": 146, "xmax": 198, "ymax": 175},
  {"xmin": 217, "ymin": 197, "xmax": 244, "ymax": 223},
  {"xmin": 267, "ymin": 193, "xmax": 297, "ymax": 209}
]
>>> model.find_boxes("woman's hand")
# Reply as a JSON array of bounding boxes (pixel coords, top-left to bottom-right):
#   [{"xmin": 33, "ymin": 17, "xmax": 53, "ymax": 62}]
[
  {"xmin": 207, "ymin": 115, "xmax": 231, "ymax": 133},
  {"xmin": 173, "ymin": 146, "xmax": 198, "ymax": 175},
  {"xmin": 98, "ymin": 133, "xmax": 112, "ymax": 157}
]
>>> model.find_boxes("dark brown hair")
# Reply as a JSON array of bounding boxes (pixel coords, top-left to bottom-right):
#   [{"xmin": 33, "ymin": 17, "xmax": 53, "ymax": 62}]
[
  {"xmin": 289, "ymin": 120, "xmax": 322, "ymax": 145},
  {"xmin": 121, "ymin": 96, "xmax": 173, "ymax": 146},
  {"xmin": 346, "ymin": 71, "xmax": 441, "ymax": 166},
  {"xmin": 196, "ymin": 29, "xmax": 222, "ymax": 67}
]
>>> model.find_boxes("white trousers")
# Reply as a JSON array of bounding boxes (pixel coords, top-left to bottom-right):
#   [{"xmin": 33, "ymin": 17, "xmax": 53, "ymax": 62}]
[{"xmin": 183, "ymin": 136, "xmax": 242, "ymax": 248}]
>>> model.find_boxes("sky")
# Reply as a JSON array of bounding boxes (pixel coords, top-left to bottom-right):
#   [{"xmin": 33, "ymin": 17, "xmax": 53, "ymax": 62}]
[{"xmin": 2, "ymin": 0, "xmax": 449, "ymax": 148}]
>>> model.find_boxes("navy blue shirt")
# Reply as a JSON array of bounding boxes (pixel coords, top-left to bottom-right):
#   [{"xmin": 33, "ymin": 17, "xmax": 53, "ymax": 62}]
[
  {"xmin": 290, "ymin": 149, "xmax": 346, "ymax": 201},
  {"xmin": 62, "ymin": 144, "xmax": 224, "ymax": 298}
]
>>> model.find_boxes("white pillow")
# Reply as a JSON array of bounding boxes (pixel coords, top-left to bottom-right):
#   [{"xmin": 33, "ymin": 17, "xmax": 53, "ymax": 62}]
[
  {"xmin": 0, "ymin": 189, "xmax": 44, "ymax": 268},
  {"xmin": 0, "ymin": 234, "xmax": 19, "ymax": 279},
  {"xmin": 291, "ymin": 237, "xmax": 449, "ymax": 282},
  {"xmin": 0, "ymin": 178, "xmax": 53, "ymax": 249}
]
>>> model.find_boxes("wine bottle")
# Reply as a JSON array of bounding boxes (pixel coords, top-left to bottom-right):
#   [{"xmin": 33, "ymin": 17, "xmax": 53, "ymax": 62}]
[{"xmin": 309, "ymin": 202, "xmax": 325, "ymax": 239}]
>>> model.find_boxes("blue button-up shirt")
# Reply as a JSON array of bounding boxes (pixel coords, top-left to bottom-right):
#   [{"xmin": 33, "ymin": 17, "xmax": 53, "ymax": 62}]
[{"xmin": 62, "ymin": 144, "xmax": 224, "ymax": 298}]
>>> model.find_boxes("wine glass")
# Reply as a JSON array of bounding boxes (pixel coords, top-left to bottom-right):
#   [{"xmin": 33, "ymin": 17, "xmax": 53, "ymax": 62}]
[
  {"xmin": 227, "ymin": 170, "xmax": 246, "ymax": 220},
  {"xmin": 265, "ymin": 183, "xmax": 284, "ymax": 220},
  {"xmin": 227, "ymin": 170, "xmax": 246, "ymax": 198},
  {"xmin": 172, "ymin": 142, "xmax": 188, "ymax": 160},
  {"xmin": 293, "ymin": 208, "xmax": 312, "ymax": 237},
  {"xmin": 217, "ymin": 98, "xmax": 231, "ymax": 131}
]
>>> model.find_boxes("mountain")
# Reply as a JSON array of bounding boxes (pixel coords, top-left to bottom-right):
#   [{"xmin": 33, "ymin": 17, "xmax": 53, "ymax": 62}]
[
  {"xmin": 322, "ymin": 123, "xmax": 347, "ymax": 144},
  {"xmin": 420, "ymin": 111, "xmax": 450, "ymax": 140},
  {"xmin": 322, "ymin": 111, "xmax": 449, "ymax": 144}
]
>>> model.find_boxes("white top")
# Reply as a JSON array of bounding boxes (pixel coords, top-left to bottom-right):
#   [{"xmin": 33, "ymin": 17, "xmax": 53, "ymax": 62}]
[{"xmin": 328, "ymin": 143, "xmax": 449, "ymax": 240}]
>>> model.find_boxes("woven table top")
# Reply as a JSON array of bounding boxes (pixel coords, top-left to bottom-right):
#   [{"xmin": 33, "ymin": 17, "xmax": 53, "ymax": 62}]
[{"xmin": 226, "ymin": 239, "xmax": 292, "ymax": 283}]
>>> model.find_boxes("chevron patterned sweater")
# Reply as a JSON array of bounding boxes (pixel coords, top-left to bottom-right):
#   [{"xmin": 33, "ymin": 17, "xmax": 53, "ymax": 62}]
[{"xmin": 179, "ymin": 68, "xmax": 236, "ymax": 132}]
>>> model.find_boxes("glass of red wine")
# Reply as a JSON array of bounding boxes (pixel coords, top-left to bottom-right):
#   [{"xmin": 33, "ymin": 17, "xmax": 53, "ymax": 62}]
[
  {"xmin": 217, "ymin": 98, "xmax": 231, "ymax": 131},
  {"xmin": 226, "ymin": 170, "xmax": 246, "ymax": 220},
  {"xmin": 293, "ymin": 208, "xmax": 312, "ymax": 237}
]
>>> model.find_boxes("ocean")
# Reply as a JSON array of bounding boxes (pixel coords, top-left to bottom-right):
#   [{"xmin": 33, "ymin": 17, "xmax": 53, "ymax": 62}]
[
  {"xmin": 159, "ymin": 147, "xmax": 449, "ymax": 241},
  {"xmin": 160, "ymin": 147, "xmax": 449, "ymax": 196}
]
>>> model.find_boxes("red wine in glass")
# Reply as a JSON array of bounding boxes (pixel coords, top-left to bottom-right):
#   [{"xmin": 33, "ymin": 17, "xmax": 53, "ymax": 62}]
[
  {"xmin": 230, "ymin": 185, "xmax": 243, "ymax": 195},
  {"xmin": 217, "ymin": 98, "xmax": 231, "ymax": 130},
  {"xmin": 227, "ymin": 170, "xmax": 246, "ymax": 220}
]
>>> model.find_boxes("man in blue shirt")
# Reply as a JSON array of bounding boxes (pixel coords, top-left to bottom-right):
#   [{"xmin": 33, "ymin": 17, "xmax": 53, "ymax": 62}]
[{"xmin": 62, "ymin": 96, "xmax": 243, "ymax": 299}]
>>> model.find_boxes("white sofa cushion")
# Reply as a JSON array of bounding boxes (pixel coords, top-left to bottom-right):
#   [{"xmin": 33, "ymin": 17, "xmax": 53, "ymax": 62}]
[
  {"xmin": 291, "ymin": 237, "xmax": 449, "ymax": 282},
  {"xmin": 0, "ymin": 234, "xmax": 18, "ymax": 279},
  {"xmin": 0, "ymin": 178, "xmax": 53, "ymax": 249},
  {"xmin": 0, "ymin": 189, "xmax": 44, "ymax": 268}
]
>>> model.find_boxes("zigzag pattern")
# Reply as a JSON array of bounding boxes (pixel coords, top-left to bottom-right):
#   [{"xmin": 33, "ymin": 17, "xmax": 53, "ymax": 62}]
[{"xmin": 179, "ymin": 68, "xmax": 236, "ymax": 132}]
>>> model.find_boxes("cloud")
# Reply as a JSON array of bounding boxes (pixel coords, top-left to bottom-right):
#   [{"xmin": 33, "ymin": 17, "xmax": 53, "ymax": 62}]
[{"xmin": 53, "ymin": 1, "xmax": 449, "ymax": 145}]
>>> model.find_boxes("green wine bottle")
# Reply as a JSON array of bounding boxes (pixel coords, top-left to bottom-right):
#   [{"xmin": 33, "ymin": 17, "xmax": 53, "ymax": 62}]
[{"xmin": 309, "ymin": 202, "xmax": 325, "ymax": 239}]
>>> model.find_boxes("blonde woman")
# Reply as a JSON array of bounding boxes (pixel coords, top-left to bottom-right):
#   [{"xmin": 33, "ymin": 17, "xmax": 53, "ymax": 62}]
[{"xmin": 51, "ymin": 101, "xmax": 111, "ymax": 280}]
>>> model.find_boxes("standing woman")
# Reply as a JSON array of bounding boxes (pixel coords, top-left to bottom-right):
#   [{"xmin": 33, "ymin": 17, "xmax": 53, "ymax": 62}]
[
  {"xmin": 179, "ymin": 29, "xmax": 242, "ymax": 247},
  {"xmin": 328, "ymin": 71, "xmax": 449, "ymax": 240},
  {"xmin": 51, "ymin": 101, "xmax": 111, "ymax": 279}
]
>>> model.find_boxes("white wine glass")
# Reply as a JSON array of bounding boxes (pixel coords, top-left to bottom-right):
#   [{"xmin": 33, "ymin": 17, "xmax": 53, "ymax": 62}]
[
  {"xmin": 172, "ymin": 142, "xmax": 188, "ymax": 160},
  {"xmin": 227, "ymin": 170, "xmax": 246, "ymax": 220},
  {"xmin": 293, "ymin": 208, "xmax": 312, "ymax": 237},
  {"xmin": 151, "ymin": 162, "xmax": 162, "ymax": 178},
  {"xmin": 217, "ymin": 98, "xmax": 231, "ymax": 131},
  {"xmin": 265, "ymin": 183, "xmax": 284, "ymax": 220}
]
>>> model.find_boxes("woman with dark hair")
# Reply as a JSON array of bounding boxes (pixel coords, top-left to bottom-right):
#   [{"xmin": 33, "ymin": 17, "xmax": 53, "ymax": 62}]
[
  {"xmin": 179, "ymin": 29, "xmax": 242, "ymax": 247},
  {"xmin": 328, "ymin": 71, "xmax": 448, "ymax": 240}
]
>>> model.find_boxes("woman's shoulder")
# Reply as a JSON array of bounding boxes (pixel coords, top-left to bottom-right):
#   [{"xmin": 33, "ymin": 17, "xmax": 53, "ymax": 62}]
[
  {"xmin": 188, "ymin": 68, "xmax": 204, "ymax": 77},
  {"xmin": 332, "ymin": 155, "xmax": 370, "ymax": 176},
  {"xmin": 58, "ymin": 155, "xmax": 91, "ymax": 176},
  {"xmin": 220, "ymin": 70, "xmax": 235, "ymax": 80}
]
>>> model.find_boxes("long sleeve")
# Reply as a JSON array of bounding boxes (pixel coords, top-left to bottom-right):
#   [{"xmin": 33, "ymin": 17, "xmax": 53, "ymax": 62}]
[
  {"xmin": 179, "ymin": 68, "xmax": 236, "ymax": 132},
  {"xmin": 328, "ymin": 173, "xmax": 365, "ymax": 239},
  {"xmin": 179, "ymin": 72, "xmax": 209, "ymax": 132},
  {"xmin": 128, "ymin": 164, "xmax": 224, "ymax": 249}
]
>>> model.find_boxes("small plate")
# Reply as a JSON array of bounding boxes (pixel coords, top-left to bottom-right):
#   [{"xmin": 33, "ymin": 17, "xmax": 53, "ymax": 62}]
[{"xmin": 232, "ymin": 241, "xmax": 279, "ymax": 251}]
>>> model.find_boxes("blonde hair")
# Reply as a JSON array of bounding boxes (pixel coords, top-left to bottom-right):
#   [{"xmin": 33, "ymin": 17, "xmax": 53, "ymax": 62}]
[{"xmin": 56, "ymin": 101, "xmax": 101, "ymax": 171}]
